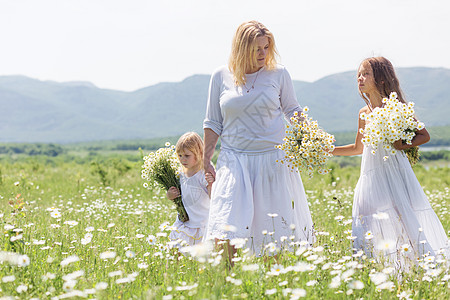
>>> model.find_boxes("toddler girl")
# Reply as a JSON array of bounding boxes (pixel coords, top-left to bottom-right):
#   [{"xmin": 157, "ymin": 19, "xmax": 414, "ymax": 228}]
[{"xmin": 167, "ymin": 132, "xmax": 212, "ymax": 246}]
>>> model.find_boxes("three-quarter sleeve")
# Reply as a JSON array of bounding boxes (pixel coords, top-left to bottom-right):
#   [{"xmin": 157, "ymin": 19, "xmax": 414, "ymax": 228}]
[
  {"xmin": 279, "ymin": 67, "xmax": 302, "ymax": 120},
  {"xmin": 203, "ymin": 70, "xmax": 223, "ymax": 136}
]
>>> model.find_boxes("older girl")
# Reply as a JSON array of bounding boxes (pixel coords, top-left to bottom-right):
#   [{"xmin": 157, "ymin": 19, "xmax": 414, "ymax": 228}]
[{"xmin": 333, "ymin": 57, "xmax": 449, "ymax": 266}]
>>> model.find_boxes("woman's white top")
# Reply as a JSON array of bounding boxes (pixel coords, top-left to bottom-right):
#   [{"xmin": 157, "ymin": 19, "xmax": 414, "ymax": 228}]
[
  {"xmin": 179, "ymin": 170, "xmax": 210, "ymax": 228},
  {"xmin": 203, "ymin": 65, "xmax": 301, "ymax": 153}
]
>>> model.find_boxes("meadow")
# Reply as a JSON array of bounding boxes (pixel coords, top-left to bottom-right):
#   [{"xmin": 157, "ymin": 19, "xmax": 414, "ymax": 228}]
[{"xmin": 0, "ymin": 150, "xmax": 449, "ymax": 299}]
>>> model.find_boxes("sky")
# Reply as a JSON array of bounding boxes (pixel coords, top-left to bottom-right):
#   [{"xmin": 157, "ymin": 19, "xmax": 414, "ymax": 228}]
[{"xmin": 1, "ymin": 0, "xmax": 449, "ymax": 91}]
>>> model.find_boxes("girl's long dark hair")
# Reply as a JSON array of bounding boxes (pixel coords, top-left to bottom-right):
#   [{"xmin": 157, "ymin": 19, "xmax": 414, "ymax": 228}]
[{"xmin": 360, "ymin": 57, "xmax": 407, "ymax": 105}]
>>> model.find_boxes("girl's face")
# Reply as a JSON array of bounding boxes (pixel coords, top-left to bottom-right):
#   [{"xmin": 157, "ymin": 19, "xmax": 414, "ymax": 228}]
[
  {"xmin": 254, "ymin": 36, "xmax": 269, "ymax": 69},
  {"xmin": 357, "ymin": 62, "xmax": 377, "ymax": 96},
  {"xmin": 178, "ymin": 148, "xmax": 197, "ymax": 171}
]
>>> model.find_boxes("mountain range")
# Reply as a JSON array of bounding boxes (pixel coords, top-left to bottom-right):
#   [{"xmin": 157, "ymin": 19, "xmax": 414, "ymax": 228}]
[{"xmin": 1, "ymin": 67, "xmax": 449, "ymax": 143}]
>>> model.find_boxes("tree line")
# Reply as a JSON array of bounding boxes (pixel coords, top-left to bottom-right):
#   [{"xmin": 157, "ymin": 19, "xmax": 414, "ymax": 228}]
[{"xmin": 0, "ymin": 143, "xmax": 64, "ymax": 156}]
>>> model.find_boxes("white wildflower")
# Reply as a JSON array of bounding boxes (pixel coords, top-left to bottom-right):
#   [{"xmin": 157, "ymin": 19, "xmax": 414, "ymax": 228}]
[
  {"xmin": 16, "ymin": 284, "xmax": 28, "ymax": 293},
  {"xmin": 100, "ymin": 251, "xmax": 116, "ymax": 260},
  {"xmin": 61, "ymin": 255, "xmax": 80, "ymax": 267}
]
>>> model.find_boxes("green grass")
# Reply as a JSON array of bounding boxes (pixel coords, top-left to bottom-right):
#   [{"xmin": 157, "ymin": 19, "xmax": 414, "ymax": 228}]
[{"xmin": 0, "ymin": 153, "xmax": 449, "ymax": 299}]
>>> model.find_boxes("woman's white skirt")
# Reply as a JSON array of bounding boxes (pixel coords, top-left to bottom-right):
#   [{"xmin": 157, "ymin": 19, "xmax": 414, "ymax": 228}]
[{"xmin": 205, "ymin": 149, "xmax": 315, "ymax": 255}]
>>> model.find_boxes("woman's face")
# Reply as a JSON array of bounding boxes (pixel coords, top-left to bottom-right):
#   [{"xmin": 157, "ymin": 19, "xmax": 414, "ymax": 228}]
[
  {"xmin": 357, "ymin": 62, "xmax": 377, "ymax": 95},
  {"xmin": 254, "ymin": 36, "xmax": 269, "ymax": 69}
]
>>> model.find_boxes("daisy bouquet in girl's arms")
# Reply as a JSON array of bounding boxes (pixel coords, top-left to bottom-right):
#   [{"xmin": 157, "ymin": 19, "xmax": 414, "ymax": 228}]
[
  {"xmin": 141, "ymin": 143, "xmax": 189, "ymax": 222},
  {"xmin": 360, "ymin": 92, "xmax": 424, "ymax": 165},
  {"xmin": 276, "ymin": 107, "xmax": 335, "ymax": 177}
]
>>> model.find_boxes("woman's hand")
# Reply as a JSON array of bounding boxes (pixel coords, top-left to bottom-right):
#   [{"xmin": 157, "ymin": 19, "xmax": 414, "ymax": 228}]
[
  {"xmin": 205, "ymin": 172, "xmax": 215, "ymax": 198},
  {"xmin": 166, "ymin": 186, "xmax": 180, "ymax": 200},
  {"xmin": 204, "ymin": 161, "xmax": 216, "ymax": 180},
  {"xmin": 203, "ymin": 128, "xmax": 219, "ymax": 179}
]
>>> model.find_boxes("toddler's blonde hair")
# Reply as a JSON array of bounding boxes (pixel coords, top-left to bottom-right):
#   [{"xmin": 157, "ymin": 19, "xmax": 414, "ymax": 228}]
[{"xmin": 175, "ymin": 132, "xmax": 204, "ymax": 171}]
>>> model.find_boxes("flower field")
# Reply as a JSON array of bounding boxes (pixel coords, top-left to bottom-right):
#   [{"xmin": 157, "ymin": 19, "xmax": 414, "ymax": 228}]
[{"xmin": 0, "ymin": 155, "xmax": 449, "ymax": 299}]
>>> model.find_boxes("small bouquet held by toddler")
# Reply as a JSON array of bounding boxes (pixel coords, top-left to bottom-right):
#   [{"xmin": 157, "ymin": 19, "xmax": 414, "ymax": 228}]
[
  {"xmin": 360, "ymin": 92, "xmax": 424, "ymax": 165},
  {"xmin": 141, "ymin": 143, "xmax": 189, "ymax": 222},
  {"xmin": 276, "ymin": 107, "xmax": 335, "ymax": 177}
]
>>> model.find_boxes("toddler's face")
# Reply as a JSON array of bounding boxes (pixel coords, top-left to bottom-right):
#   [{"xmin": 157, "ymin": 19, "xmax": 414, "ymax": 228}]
[{"xmin": 178, "ymin": 148, "xmax": 197, "ymax": 170}]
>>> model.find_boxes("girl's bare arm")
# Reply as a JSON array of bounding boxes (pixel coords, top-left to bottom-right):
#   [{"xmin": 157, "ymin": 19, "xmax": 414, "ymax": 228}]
[{"xmin": 332, "ymin": 107, "xmax": 369, "ymax": 156}]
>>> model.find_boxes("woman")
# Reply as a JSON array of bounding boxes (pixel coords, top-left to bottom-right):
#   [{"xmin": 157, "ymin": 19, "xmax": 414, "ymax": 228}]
[{"xmin": 203, "ymin": 20, "xmax": 315, "ymax": 258}]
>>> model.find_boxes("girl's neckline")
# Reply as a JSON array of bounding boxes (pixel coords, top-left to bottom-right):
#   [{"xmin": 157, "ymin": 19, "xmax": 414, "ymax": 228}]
[{"xmin": 184, "ymin": 169, "xmax": 201, "ymax": 178}]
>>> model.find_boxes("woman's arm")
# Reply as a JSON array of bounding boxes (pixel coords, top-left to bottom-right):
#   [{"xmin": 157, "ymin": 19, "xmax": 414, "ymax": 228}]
[
  {"xmin": 203, "ymin": 128, "xmax": 219, "ymax": 178},
  {"xmin": 202, "ymin": 68, "xmax": 223, "ymax": 180},
  {"xmin": 332, "ymin": 107, "xmax": 368, "ymax": 156},
  {"xmin": 393, "ymin": 127, "xmax": 430, "ymax": 150},
  {"xmin": 279, "ymin": 67, "xmax": 303, "ymax": 120}
]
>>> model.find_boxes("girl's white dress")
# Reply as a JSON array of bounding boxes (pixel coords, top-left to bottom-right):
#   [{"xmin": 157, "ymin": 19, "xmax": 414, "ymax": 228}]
[
  {"xmin": 169, "ymin": 170, "xmax": 210, "ymax": 246},
  {"xmin": 203, "ymin": 65, "xmax": 315, "ymax": 255},
  {"xmin": 353, "ymin": 145, "xmax": 449, "ymax": 265}
]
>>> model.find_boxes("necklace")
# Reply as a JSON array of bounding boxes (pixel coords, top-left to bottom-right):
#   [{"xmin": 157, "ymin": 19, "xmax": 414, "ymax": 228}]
[{"xmin": 243, "ymin": 69, "xmax": 261, "ymax": 93}]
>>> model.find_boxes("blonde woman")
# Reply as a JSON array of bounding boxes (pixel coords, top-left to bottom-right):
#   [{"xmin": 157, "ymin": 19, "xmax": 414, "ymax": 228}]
[{"xmin": 203, "ymin": 21, "xmax": 315, "ymax": 259}]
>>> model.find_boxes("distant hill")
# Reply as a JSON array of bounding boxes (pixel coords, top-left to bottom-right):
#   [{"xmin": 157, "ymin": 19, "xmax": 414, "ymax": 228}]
[{"xmin": 1, "ymin": 67, "xmax": 449, "ymax": 143}]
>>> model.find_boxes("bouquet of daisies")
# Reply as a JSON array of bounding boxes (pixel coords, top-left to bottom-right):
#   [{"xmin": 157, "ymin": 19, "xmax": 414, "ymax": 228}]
[
  {"xmin": 360, "ymin": 92, "xmax": 424, "ymax": 165},
  {"xmin": 276, "ymin": 107, "xmax": 335, "ymax": 177},
  {"xmin": 141, "ymin": 143, "xmax": 189, "ymax": 222}
]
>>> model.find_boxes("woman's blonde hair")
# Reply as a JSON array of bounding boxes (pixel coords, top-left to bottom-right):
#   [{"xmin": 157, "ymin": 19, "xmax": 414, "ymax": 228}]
[
  {"xmin": 175, "ymin": 132, "xmax": 204, "ymax": 171},
  {"xmin": 360, "ymin": 57, "xmax": 407, "ymax": 106},
  {"xmin": 229, "ymin": 20, "xmax": 278, "ymax": 86}
]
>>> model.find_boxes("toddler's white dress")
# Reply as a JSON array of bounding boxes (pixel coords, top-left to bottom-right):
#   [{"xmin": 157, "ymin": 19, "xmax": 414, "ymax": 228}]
[
  {"xmin": 169, "ymin": 170, "xmax": 210, "ymax": 246},
  {"xmin": 353, "ymin": 145, "xmax": 449, "ymax": 266}
]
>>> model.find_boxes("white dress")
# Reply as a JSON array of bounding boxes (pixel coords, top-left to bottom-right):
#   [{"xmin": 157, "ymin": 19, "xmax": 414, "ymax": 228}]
[
  {"xmin": 203, "ymin": 65, "xmax": 315, "ymax": 255},
  {"xmin": 353, "ymin": 145, "xmax": 449, "ymax": 266},
  {"xmin": 169, "ymin": 170, "xmax": 210, "ymax": 246}
]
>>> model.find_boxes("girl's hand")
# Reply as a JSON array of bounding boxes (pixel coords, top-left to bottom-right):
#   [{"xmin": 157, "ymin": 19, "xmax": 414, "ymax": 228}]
[
  {"xmin": 394, "ymin": 128, "xmax": 430, "ymax": 151},
  {"xmin": 205, "ymin": 172, "xmax": 215, "ymax": 184},
  {"xmin": 393, "ymin": 139, "xmax": 407, "ymax": 150},
  {"xmin": 166, "ymin": 186, "xmax": 180, "ymax": 200}
]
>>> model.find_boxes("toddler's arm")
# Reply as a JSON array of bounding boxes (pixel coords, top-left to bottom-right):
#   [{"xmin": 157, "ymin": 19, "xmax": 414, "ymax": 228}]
[{"xmin": 166, "ymin": 186, "xmax": 180, "ymax": 200}]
